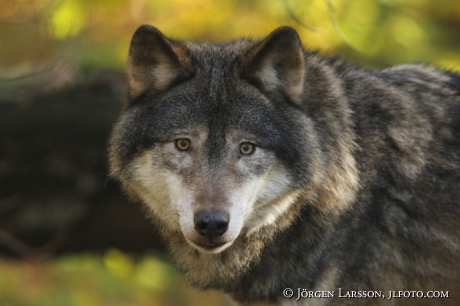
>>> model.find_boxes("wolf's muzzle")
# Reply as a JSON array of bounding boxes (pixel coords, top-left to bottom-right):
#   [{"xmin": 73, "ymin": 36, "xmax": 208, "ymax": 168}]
[{"xmin": 194, "ymin": 209, "xmax": 229, "ymax": 239}]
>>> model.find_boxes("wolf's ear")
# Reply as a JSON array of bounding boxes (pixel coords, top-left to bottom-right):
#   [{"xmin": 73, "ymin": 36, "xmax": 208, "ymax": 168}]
[
  {"xmin": 241, "ymin": 26, "xmax": 305, "ymax": 102},
  {"xmin": 127, "ymin": 25, "xmax": 195, "ymax": 99}
]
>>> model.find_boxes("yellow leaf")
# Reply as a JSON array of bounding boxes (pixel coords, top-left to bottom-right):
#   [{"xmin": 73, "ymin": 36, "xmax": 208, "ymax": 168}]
[{"xmin": 50, "ymin": 0, "xmax": 84, "ymax": 40}]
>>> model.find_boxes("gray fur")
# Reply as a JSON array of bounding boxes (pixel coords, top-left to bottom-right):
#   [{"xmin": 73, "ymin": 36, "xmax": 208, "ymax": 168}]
[{"xmin": 109, "ymin": 25, "xmax": 460, "ymax": 305}]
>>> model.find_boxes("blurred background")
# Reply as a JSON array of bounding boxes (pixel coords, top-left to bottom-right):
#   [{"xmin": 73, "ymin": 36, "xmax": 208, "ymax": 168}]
[{"xmin": 0, "ymin": 0, "xmax": 459, "ymax": 305}]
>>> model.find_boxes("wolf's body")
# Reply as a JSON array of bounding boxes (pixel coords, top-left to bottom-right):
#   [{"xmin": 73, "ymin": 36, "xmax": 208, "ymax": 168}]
[{"xmin": 109, "ymin": 25, "xmax": 460, "ymax": 305}]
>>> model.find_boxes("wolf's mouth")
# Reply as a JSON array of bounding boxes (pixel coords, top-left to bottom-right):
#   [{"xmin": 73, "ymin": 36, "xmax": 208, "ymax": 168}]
[{"xmin": 195, "ymin": 241, "xmax": 227, "ymax": 251}]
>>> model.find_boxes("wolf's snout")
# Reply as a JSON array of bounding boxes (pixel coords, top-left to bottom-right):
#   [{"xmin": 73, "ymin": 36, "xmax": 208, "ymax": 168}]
[{"xmin": 194, "ymin": 209, "xmax": 229, "ymax": 239}]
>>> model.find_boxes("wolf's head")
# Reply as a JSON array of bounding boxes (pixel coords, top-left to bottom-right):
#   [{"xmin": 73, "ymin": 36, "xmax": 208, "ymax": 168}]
[{"xmin": 109, "ymin": 26, "xmax": 328, "ymax": 253}]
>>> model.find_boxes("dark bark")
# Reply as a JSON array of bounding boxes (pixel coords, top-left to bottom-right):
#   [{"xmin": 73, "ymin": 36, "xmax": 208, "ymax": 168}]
[{"xmin": 0, "ymin": 72, "xmax": 166, "ymax": 258}]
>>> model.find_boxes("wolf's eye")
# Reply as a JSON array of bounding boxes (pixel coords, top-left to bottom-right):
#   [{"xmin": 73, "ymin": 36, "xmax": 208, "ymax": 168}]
[
  {"xmin": 240, "ymin": 142, "xmax": 255, "ymax": 155},
  {"xmin": 175, "ymin": 139, "xmax": 190, "ymax": 151}
]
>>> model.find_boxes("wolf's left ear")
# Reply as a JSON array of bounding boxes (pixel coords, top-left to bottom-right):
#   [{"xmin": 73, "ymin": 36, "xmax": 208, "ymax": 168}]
[
  {"xmin": 127, "ymin": 25, "xmax": 195, "ymax": 100},
  {"xmin": 241, "ymin": 26, "xmax": 305, "ymax": 103}
]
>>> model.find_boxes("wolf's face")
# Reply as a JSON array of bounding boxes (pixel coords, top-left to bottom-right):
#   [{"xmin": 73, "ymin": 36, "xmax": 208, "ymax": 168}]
[
  {"xmin": 111, "ymin": 78, "xmax": 318, "ymax": 253},
  {"xmin": 125, "ymin": 124, "xmax": 298, "ymax": 253},
  {"xmin": 109, "ymin": 26, "xmax": 322, "ymax": 253}
]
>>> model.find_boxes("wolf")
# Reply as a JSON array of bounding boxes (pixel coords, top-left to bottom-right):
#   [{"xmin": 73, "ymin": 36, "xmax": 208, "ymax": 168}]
[{"xmin": 108, "ymin": 25, "xmax": 460, "ymax": 305}]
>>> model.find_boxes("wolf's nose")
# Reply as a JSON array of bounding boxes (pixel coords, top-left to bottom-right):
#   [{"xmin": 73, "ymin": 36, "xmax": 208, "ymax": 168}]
[{"xmin": 194, "ymin": 209, "xmax": 229, "ymax": 239}]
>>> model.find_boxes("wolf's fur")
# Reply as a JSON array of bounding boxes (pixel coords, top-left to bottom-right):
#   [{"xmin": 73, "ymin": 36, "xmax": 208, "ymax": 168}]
[{"xmin": 109, "ymin": 25, "xmax": 460, "ymax": 305}]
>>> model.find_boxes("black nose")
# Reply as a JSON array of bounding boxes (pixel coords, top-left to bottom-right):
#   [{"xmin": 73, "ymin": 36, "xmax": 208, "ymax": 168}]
[{"xmin": 194, "ymin": 209, "xmax": 229, "ymax": 239}]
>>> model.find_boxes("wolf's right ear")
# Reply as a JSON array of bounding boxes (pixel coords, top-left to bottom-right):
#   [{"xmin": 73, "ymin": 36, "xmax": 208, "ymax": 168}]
[
  {"xmin": 240, "ymin": 26, "xmax": 305, "ymax": 103},
  {"xmin": 127, "ymin": 25, "xmax": 195, "ymax": 100}
]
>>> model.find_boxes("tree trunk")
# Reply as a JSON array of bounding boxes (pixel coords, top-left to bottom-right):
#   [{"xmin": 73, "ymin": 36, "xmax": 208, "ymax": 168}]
[{"xmin": 0, "ymin": 72, "xmax": 166, "ymax": 258}]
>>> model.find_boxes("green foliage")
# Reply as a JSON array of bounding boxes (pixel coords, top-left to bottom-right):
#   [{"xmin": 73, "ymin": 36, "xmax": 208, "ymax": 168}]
[
  {"xmin": 0, "ymin": 251, "xmax": 233, "ymax": 306},
  {"xmin": 0, "ymin": 0, "xmax": 459, "ymax": 71}
]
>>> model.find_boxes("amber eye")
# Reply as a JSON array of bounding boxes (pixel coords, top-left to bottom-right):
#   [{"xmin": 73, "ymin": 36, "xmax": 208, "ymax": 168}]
[
  {"xmin": 240, "ymin": 142, "xmax": 255, "ymax": 155},
  {"xmin": 175, "ymin": 139, "xmax": 191, "ymax": 151}
]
